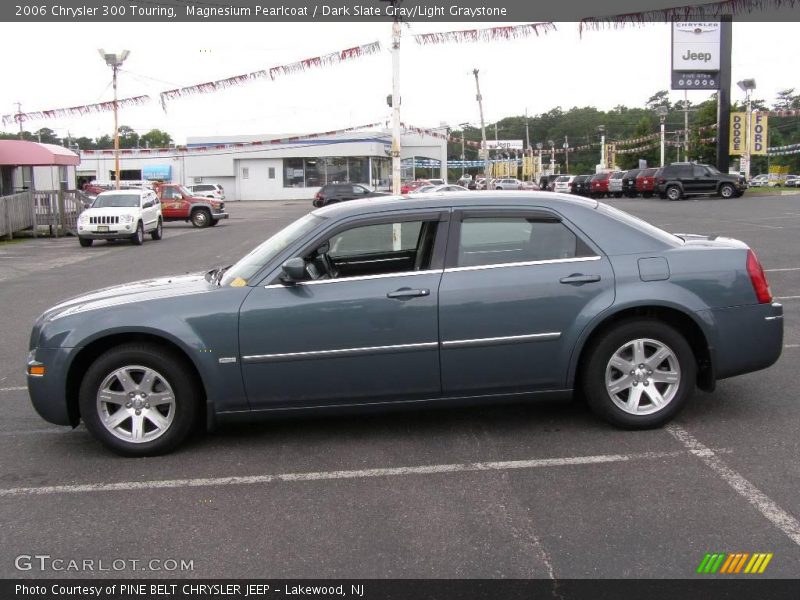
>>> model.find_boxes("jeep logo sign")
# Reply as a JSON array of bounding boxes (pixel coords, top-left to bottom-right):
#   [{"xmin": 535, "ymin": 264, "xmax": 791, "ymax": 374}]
[{"xmin": 672, "ymin": 21, "xmax": 721, "ymax": 89}]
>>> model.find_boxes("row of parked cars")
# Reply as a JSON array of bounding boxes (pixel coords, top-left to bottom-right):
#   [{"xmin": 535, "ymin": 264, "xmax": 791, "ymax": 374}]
[
  {"xmin": 554, "ymin": 163, "xmax": 748, "ymax": 200},
  {"xmin": 750, "ymin": 174, "xmax": 800, "ymax": 187}
]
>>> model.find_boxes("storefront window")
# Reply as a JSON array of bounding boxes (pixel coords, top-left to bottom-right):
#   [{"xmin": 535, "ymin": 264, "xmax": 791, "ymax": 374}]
[
  {"xmin": 304, "ymin": 159, "xmax": 322, "ymax": 188},
  {"xmin": 349, "ymin": 157, "xmax": 369, "ymax": 184},
  {"xmin": 371, "ymin": 157, "xmax": 390, "ymax": 190},
  {"xmin": 324, "ymin": 157, "xmax": 348, "ymax": 185},
  {"xmin": 284, "ymin": 158, "xmax": 304, "ymax": 188}
]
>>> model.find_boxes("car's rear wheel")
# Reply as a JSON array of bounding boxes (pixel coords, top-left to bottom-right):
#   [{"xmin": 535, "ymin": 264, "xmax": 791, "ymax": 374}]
[
  {"xmin": 151, "ymin": 219, "xmax": 163, "ymax": 240},
  {"xmin": 582, "ymin": 319, "xmax": 695, "ymax": 429},
  {"xmin": 666, "ymin": 185, "xmax": 683, "ymax": 201},
  {"xmin": 79, "ymin": 237, "xmax": 93, "ymax": 247},
  {"xmin": 191, "ymin": 209, "xmax": 211, "ymax": 228},
  {"xmin": 719, "ymin": 183, "xmax": 735, "ymax": 199},
  {"xmin": 79, "ymin": 343, "xmax": 200, "ymax": 456},
  {"xmin": 131, "ymin": 222, "xmax": 144, "ymax": 245}
]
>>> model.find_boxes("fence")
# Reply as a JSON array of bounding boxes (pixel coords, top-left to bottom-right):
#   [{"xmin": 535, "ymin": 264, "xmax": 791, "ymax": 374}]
[{"xmin": 0, "ymin": 190, "xmax": 86, "ymax": 240}]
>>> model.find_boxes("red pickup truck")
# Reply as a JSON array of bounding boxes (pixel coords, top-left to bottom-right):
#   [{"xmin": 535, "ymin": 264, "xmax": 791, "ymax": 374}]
[{"xmin": 155, "ymin": 183, "xmax": 228, "ymax": 228}]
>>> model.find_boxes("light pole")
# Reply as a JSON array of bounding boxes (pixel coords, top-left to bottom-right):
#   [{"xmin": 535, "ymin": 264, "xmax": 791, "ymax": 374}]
[
  {"xmin": 459, "ymin": 122, "xmax": 470, "ymax": 178},
  {"xmin": 597, "ymin": 125, "xmax": 606, "ymax": 170},
  {"xmin": 737, "ymin": 78, "xmax": 756, "ymax": 181},
  {"xmin": 548, "ymin": 140, "xmax": 555, "ymax": 175},
  {"xmin": 536, "ymin": 142, "xmax": 543, "ymax": 183},
  {"xmin": 98, "ymin": 49, "xmax": 129, "ymax": 190},
  {"xmin": 563, "ymin": 136, "xmax": 569, "ymax": 173},
  {"xmin": 656, "ymin": 106, "xmax": 668, "ymax": 167}
]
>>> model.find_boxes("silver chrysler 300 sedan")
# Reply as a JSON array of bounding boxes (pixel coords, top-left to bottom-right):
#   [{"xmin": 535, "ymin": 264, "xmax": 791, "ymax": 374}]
[{"xmin": 27, "ymin": 193, "xmax": 783, "ymax": 455}]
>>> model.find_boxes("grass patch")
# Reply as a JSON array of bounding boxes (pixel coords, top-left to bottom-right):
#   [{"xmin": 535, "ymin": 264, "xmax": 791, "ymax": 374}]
[{"xmin": 743, "ymin": 188, "xmax": 800, "ymax": 197}]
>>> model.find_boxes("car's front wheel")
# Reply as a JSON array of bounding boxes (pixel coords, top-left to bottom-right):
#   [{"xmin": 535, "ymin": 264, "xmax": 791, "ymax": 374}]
[
  {"xmin": 79, "ymin": 343, "xmax": 200, "ymax": 456},
  {"xmin": 151, "ymin": 219, "xmax": 163, "ymax": 240},
  {"xmin": 718, "ymin": 183, "xmax": 735, "ymax": 199},
  {"xmin": 191, "ymin": 209, "xmax": 211, "ymax": 228},
  {"xmin": 131, "ymin": 221, "xmax": 144, "ymax": 245},
  {"xmin": 582, "ymin": 319, "xmax": 695, "ymax": 429},
  {"xmin": 79, "ymin": 237, "xmax": 93, "ymax": 247}
]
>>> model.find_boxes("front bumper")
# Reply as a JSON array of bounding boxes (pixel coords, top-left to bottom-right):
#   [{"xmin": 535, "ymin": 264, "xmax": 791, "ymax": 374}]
[
  {"xmin": 27, "ymin": 346, "xmax": 76, "ymax": 426},
  {"xmin": 700, "ymin": 302, "xmax": 783, "ymax": 380},
  {"xmin": 212, "ymin": 211, "xmax": 229, "ymax": 221}
]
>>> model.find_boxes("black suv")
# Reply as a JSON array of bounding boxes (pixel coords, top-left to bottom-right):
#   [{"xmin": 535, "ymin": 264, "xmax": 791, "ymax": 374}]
[
  {"xmin": 656, "ymin": 163, "xmax": 747, "ymax": 201},
  {"xmin": 621, "ymin": 168, "xmax": 642, "ymax": 198},
  {"xmin": 313, "ymin": 183, "xmax": 389, "ymax": 207}
]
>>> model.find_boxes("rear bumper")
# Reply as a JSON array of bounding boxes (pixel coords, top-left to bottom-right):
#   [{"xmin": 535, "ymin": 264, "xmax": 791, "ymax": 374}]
[{"xmin": 700, "ymin": 302, "xmax": 783, "ymax": 380}]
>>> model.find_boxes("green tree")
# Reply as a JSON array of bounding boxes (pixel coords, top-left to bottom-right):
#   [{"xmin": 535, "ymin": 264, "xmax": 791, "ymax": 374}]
[{"xmin": 140, "ymin": 129, "xmax": 173, "ymax": 148}]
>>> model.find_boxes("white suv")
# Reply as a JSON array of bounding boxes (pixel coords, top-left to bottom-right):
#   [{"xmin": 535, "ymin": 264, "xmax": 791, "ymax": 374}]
[
  {"xmin": 188, "ymin": 183, "xmax": 225, "ymax": 201},
  {"xmin": 553, "ymin": 175, "xmax": 576, "ymax": 194},
  {"xmin": 77, "ymin": 189, "xmax": 163, "ymax": 247}
]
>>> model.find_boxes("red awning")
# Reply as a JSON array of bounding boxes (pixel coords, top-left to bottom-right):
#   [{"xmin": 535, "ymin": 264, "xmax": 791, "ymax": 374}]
[{"xmin": 0, "ymin": 140, "xmax": 80, "ymax": 166}]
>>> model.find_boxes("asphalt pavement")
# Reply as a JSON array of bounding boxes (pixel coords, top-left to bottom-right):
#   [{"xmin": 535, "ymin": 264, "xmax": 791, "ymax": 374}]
[{"xmin": 1, "ymin": 193, "xmax": 799, "ymax": 579}]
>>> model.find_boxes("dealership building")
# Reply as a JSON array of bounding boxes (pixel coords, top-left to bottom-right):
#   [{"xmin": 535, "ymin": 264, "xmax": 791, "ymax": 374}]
[{"xmin": 78, "ymin": 128, "xmax": 448, "ymax": 201}]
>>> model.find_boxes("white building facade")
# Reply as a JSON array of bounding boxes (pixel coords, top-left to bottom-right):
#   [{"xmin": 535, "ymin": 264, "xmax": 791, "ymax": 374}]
[{"xmin": 79, "ymin": 129, "xmax": 448, "ymax": 201}]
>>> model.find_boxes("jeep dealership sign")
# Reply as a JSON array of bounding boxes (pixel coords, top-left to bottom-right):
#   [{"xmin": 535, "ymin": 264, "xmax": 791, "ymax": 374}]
[{"xmin": 671, "ymin": 22, "xmax": 721, "ymax": 90}]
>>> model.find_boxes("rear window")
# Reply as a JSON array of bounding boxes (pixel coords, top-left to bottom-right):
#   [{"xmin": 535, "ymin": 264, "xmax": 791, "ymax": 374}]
[
  {"xmin": 610, "ymin": 172, "xmax": 625, "ymax": 179},
  {"xmin": 555, "ymin": 176, "xmax": 571, "ymax": 182},
  {"xmin": 624, "ymin": 169, "xmax": 641, "ymax": 178},
  {"xmin": 598, "ymin": 203, "xmax": 682, "ymax": 247},
  {"xmin": 641, "ymin": 168, "xmax": 658, "ymax": 177}
]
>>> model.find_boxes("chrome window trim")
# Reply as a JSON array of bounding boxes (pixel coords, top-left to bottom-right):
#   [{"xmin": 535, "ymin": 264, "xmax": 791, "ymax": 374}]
[
  {"xmin": 446, "ymin": 255, "xmax": 601, "ymax": 273},
  {"xmin": 441, "ymin": 332, "xmax": 561, "ymax": 349},
  {"xmin": 263, "ymin": 269, "xmax": 443, "ymax": 289},
  {"xmin": 242, "ymin": 341, "xmax": 439, "ymax": 364}
]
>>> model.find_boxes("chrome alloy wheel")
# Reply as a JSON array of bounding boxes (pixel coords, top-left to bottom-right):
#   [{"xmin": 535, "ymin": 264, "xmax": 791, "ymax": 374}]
[
  {"xmin": 604, "ymin": 338, "xmax": 681, "ymax": 416},
  {"xmin": 96, "ymin": 365, "xmax": 176, "ymax": 443}
]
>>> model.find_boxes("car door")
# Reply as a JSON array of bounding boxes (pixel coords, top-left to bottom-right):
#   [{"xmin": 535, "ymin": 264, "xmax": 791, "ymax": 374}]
[
  {"xmin": 140, "ymin": 192, "xmax": 157, "ymax": 229},
  {"xmin": 438, "ymin": 208, "xmax": 615, "ymax": 395},
  {"xmin": 694, "ymin": 165, "xmax": 717, "ymax": 193},
  {"xmin": 238, "ymin": 211, "xmax": 449, "ymax": 409}
]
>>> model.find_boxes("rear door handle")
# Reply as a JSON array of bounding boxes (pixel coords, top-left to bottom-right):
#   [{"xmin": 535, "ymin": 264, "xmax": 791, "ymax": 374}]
[
  {"xmin": 559, "ymin": 274, "xmax": 601, "ymax": 285},
  {"xmin": 387, "ymin": 288, "xmax": 430, "ymax": 299}
]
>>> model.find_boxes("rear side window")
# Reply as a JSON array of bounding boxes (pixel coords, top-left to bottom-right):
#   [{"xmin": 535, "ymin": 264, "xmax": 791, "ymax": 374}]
[{"xmin": 457, "ymin": 217, "xmax": 595, "ymax": 268}]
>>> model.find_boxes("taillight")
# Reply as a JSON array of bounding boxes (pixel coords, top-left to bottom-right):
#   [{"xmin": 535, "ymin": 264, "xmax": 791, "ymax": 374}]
[
  {"xmin": 314, "ymin": 192, "xmax": 322, "ymax": 200},
  {"xmin": 746, "ymin": 249, "xmax": 772, "ymax": 304},
  {"xmin": 658, "ymin": 178, "xmax": 666, "ymax": 184}
]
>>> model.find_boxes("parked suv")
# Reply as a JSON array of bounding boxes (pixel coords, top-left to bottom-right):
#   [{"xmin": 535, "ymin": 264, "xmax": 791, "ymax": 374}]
[
  {"xmin": 621, "ymin": 169, "xmax": 642, "ymax": 197},
  {"xmin": 313, "ymin": 183, "xmax": 389, "ymax": 207},
  {"xmin": 553, "ymin": 175, "xmax": 575, "ymax": 194},
  {"xmin": 636, "ymin": 168, "xmax": 659, "ymax": 198},
  {"xmin": 493, "ymin": 178, "xmax": 524, "ymax": 190},
  {"xmin": 656, "ymin": 163, "xmax": 747, "ymax": 200},
  {"xmin": 570, "ymin": 174, "xmax": 592, "ymax": 196},
  {"xmin": 607, "ymin": 171, "xmax": 625, "ymax": 197},
  {"xmin": 77, "ymin": 189, "xmax": 162, "ymax": 247},
  {"xmin": 588, "ymin": 172, "xmax": 611, "ymax": 198},
  {"xmin": 188, "ymin": 183, "xmax": 225, "ymax": 201}
]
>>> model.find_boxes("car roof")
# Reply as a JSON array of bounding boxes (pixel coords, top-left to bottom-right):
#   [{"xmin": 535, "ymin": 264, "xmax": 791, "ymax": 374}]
[
  {"xmin": 97, "ymin": 189, "xmax": 146, "ymax": 196},
  {"xmin": 312, "ymin": 191, "xmax": 599, "ymax": 219}
]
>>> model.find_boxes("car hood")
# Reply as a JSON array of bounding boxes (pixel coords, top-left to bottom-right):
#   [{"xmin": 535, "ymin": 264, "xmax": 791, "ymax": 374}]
[
  {"xmin": 82, "ymin": 206, "xmax": 141, "ymax": 217},
  {"xmin": 40, "ymin": 273, "xmax": 212, "ymax": 322}
]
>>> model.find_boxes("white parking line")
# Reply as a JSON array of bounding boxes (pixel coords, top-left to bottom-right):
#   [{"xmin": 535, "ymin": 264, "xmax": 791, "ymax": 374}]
[
  {"xmin": 766, "ymin": 267, "xmax": 800, "ymax": 272},
  {"xmin": 0, "ymin": 386, "xmax": 26, "ymax": 393},
  {"xmin": 666, "ymin": 425, "xmax": 800, "ymax": 547},
  {"xmin": 0, "ymin": 449, "xmax": 697, "ymax": 498},
  {"xmin": 786, "ymin": 344, "xmax": 800, "ymax": 349},
  {"xmin": 775, "ymin": 296, "xmax": 800, "ymax": 300}
]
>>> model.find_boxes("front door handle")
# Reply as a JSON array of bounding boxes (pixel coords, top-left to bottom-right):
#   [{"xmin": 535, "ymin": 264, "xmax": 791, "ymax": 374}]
[
  {"xmin": 559, "ymin": 274, "xmax": 601, "ymax": 285},
  {"xmin": 387, "ymin": 288, "xmax": 430, "ymax": 299}
]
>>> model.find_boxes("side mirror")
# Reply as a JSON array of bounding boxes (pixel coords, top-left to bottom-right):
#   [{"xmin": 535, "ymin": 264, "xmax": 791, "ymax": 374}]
[{"xmin": 280, "ymin": 257, "xmax": 306, "ymax": 283}]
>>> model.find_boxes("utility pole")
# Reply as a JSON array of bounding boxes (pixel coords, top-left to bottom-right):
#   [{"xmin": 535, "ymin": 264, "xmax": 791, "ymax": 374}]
[
  {"xmin": 390, "ymin": 12, "xmax": 401, "ymax": 195},
  {"xmin": 99, "ymin": 49, "xmax": 130, "ymax": 190},
  {"xmin": 564, "ymin": 136, "xmax": 569, "ymax": 173},
  {"xmin": 684, "ymin": 89, "xmax": 690, "ymax": 160},
  {"xmin": 472, "ymin": 68, "xmax": 488, "ymax": 177},
  {"xmin": 716, "ymin": 16, "xmax": 732, "ymax": 174},
  {"xmin": 15, "ymin": 102, "xmax": 23, "ymax": 138},
  {"xmin": 525, "ymin": 109, "xmax": 531, "ymax": 181}
]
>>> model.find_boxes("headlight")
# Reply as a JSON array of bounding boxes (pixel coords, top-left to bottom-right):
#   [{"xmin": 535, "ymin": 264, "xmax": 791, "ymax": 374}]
[
  {"xmin": 78, "ymin": 213, "xmax": 89, "ymax": 223},
  {"xmin": 121, "ymin": 215, "xmax": 135, "ymax": 223}
]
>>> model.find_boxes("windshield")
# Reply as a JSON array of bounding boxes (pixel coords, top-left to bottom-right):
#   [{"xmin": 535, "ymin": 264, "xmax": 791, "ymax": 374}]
[
  {"xmin": 220, "ymin": 213, "xmax": 324, "ymax": 287},
  {"xmin": 93, "ymin": 194, "xmax": 141, "ymax": 208}
]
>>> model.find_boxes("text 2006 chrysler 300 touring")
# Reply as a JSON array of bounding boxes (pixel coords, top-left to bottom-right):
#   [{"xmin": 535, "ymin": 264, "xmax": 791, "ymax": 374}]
[{"xmin": 27, "ymin": 193, "xmax": 783, "ymax": 455}]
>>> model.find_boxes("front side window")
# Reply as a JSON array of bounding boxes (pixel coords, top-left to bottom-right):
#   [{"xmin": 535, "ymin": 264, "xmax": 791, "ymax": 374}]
[
  {"xmin": 457, "ymin": 216, "xmax": 595, "ymax": 268},
  {"xmin": 298, "ymin": 219, "xmax": 439, "ymax": 281},
  {"xmin": 693, "ymin": 166, "xmax": 708, "ymax": 177}
]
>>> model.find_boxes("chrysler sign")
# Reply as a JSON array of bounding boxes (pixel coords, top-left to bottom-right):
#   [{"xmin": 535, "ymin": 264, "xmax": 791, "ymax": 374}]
[{"xmin": 671, "ymin": 21, "xmax": 721, "ymax": 89}]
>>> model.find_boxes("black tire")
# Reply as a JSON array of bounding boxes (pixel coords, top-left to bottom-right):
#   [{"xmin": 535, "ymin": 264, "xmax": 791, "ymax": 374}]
[
  {"xmin": 151, "ymin": 219, "xmax": 163, "ymax": 240},
  {"xmin": 581, "ymin": 319, "xmax": 696, "ymax": 429},
  {"xmin": 209, "ymin": 218, "xmax": 219, "ymax": 227},
  {"xmin": 79, "ymin": 237, "xmax": 93, "ymax": 247},
  {"xmin": 614, "ymin": 192, "xmax": 623, "ymax": 198},
  {"xmin": 718, "ymin": 183, "xmax": 735, "ymax": 199},
  {"xmin": 643, "ymin": 192, "xmax": 653, "ymax": 198},
  {"xmin": 78, "ymin": 343, "xmax": 200, "ymax": 456},
  {"xmin": 131, "ymin": 221, "xmax": 144, "ymax": 245},
  {"xmin": 191, "ymin": 209, "xmax": 211, "ymax": 228},
  {"xmin": 665, "ymin": 185, "xmax": 683, "ymax": 201}
]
